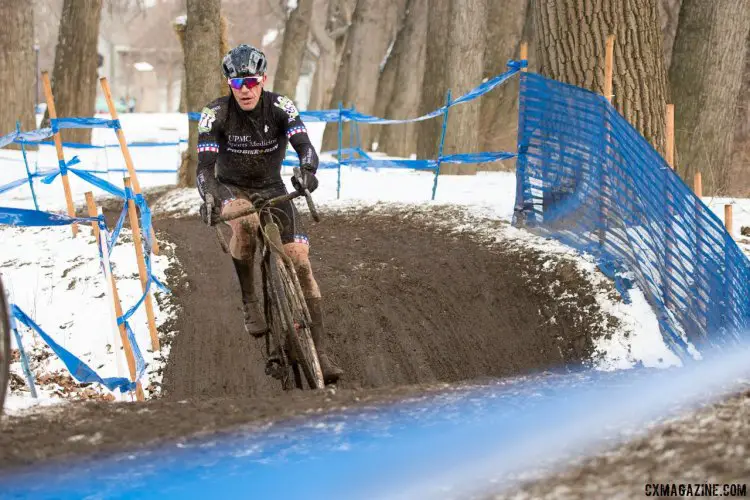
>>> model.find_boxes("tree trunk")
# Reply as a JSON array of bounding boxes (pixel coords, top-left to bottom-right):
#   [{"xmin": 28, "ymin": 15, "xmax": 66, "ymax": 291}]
[
  {"xmin": 321, "ymin": 0, "xmax": 401, "ymax": 152},
  {"xmin": 42, "ymin": 0, "xmax": 102, "ymax": 145},
  {"xmin": 658, "ymin": 0, "xmax": 683, "ymax": 69},
  {"xmin": 534, "ymin": 0, "xmax": 669, "ymax": 156},
  {"xmin": 441, "ymin": 0, "xmax": 487, "ymax": 175},
  {"xmin": 173, "ymin": 18, "xmax": 187, "ymax": 113},
  {"xmin": 669, "ymin": 0, "xmax": 750, "ymax": 195},
  {"xmin": 0, "ymin": 1, "xmax": 35, "ymax": 150},
  {"xmin": 308, "ymin": 0, "xmax": 356, "ymax": 112},
  {"xmin": 274, "ymin": 0, "xmax": 314, "ymax": 101},
  {"xmin": 308, "ymin": 3, "xmax": 334, "ymax": 110},
  {"xmin": 370, "ymin": 0, "xmax": 409, "ymax": 124},
  {"xmin": 478, "ymin": 0, "xmax": 530, "ymax": 170},
  {"xmin": 728, "ymin": 36, "xmax": 750, "ymax": 197},
  {"xmin": 416, "ymin": 0, "xmax": 451, "ymax": 161},
  {"xmin": 179, "ymin": 0, "xmax": 223, "ymax": 188},
  {"xmin": 377, "ymin": 0, "xmax": 428, "ymax": 157}
]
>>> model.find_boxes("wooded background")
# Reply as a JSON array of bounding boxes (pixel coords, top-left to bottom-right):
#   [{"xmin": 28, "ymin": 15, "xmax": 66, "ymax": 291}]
[{"xmin": 1, "ymin": 0, "xmax": 748, "ymax": 195}]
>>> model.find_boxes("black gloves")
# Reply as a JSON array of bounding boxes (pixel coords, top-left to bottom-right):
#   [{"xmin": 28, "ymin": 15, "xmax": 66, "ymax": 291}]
[
  {"xmin": 292, "ymin": 165, "xmax": 318, "ymax": 193},
  {"xmin": 200, "ymin": 193, "xmax": 221, "ymax": 226}
]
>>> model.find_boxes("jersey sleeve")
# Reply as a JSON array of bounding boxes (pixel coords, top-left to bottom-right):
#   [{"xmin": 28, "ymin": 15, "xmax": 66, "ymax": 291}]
[
  {"xmin": 195, "ymin": 99, "xmax": 224, "ymax": 201},
  {"xmin": 272, "ymin": 94, "xmax": 319, "ymax": 173}
]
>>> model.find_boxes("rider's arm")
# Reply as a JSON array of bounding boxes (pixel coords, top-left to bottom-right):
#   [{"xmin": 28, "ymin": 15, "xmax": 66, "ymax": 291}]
[
  {"xmin": 195, "ymin": 99, "xmax": 224, "ymax": 201},
  {"xmin": 272, "ymin": 94, "xmax": 319, "ymax": 172}
]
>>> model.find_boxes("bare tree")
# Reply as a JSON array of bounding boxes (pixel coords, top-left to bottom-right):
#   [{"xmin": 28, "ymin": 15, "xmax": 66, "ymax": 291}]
[
  {"xmin": 173, "ymin": 16, "xmax": 188, "ymax": 112},
  {"xmin": 0, "ymin": 1, "xmax": 35, "ymax": 147},
  {"xmin": 178, "ymin": 0, "xmax": 223, "ymax": 187},
  {"xmin": 534, "ymin": 0, "xmax": 670, "ymax": 156},
  {"xmin": 377, "ymin": 0, "xmax": 428, "ymax": 157},
  {"xmin": 658, "ymin": 0, "xmax": 683, "ymax": 69},
  {"xmin": 273, "ymin": 0, "xmax": 314, "ymax": 100},
  {"xmin": 42, "ymin": 0, "xmax": 103, "ymax": 145},
  {"xmin": 729, "ymin": 37, "xmax": 750, "ymax": 197},
  {"xmin": 442, "ymin": 0, "xmax": 487, "ymax": 174},
  {"xmin": 321, "ymin": 0, "xmax": 402, "ymax": 152},
  {"xmin": 669, "ymin": 0, "xmax": 750, "ymax": 194},
  {"xmin": 479, "ymin": 0, "xmax": 530, "ymax": 168},
  {"xmin": 308, "ymin": 0, "xmax": 356, "ymax": 111},
  {"xmin": 415, "ymin": 0, "xmax": 451, "ymax": 161},
  {"xmin": 370, "ymin": 0, "xmax": 410, "ymax": 128}
]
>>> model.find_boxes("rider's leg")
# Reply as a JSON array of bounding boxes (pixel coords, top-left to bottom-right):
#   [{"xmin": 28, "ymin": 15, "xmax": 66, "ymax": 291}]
[
  {"xmin": 284, "ymin": 240, "xmax": 344, "ymax": 385},
  {"xmin": 222, "ymin": 198, "xmax": 266, "ymax": 337}
]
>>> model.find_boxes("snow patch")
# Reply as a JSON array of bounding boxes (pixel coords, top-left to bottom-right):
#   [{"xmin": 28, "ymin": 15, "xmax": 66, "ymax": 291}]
[{"xmin": 1, "ymin": 224, "xmax": 178, "ymax": 407}]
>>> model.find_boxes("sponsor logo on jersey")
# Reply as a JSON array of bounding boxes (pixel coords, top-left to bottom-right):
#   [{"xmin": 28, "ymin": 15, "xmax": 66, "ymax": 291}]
[
  {"xmin": 274, "ymin": 95, "xmax": 299, "ymax": 120},
  {"xmin": 198, "ymin": 106, "xmax": 217, "ymax": 133}
]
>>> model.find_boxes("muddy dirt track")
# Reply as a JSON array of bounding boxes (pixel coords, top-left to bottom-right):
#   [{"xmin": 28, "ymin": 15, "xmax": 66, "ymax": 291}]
[
  {"xmin": 0, "ymin": 204, "xmax": 622, "ymax": 467},
  {"xmin": 159, "ymin": 205, "xmax": 609, "ymax": 399}
]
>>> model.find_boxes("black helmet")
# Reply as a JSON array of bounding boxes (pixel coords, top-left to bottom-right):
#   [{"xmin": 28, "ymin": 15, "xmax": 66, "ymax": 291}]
[{"xmin": 221, "ymin": 44, "xmax": 267, "ymax": 78}]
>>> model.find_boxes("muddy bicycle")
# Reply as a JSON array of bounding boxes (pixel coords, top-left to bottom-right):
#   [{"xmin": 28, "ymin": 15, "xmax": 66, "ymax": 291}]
[
  {"xmin": 208, "ymin": 169, "xmax": 325, "ymax": 391},
  {"xmin": 0, "ymin": 276, "xmax": 10, "ymax": 415}
]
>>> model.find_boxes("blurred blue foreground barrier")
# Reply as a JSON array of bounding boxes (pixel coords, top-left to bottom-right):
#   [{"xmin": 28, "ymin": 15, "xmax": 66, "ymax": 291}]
[{"xmin": 513, "ymin": 72, "xmax": 750, "ymax": 355}]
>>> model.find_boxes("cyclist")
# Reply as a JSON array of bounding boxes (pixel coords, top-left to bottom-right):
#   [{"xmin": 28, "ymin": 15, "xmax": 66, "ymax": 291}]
[{"xmin": 196, "ymin": 44, "xmax": 343, "ymax": 385}]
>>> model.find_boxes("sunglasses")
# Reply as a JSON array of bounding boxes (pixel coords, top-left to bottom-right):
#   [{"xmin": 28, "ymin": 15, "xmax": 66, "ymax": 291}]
[{"xmin": 228, "ymin": 76, "xmax": 263, "ymax": 90}]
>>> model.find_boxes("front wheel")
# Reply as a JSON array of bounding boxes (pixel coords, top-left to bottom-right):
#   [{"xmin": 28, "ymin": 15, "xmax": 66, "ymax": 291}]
[
  {"xmin": 0, "ymin": 277, "xmax": 11, "ymax": 415},
  {"xmin": 269, "ymin": 255, "xmax": 324, "ymax": 390}
]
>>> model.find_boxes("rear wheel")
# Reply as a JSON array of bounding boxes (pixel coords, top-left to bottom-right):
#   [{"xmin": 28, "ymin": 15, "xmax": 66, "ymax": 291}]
[{"xmin": 0, "ymin": 277, "xmax": 10, "ymax": 415}]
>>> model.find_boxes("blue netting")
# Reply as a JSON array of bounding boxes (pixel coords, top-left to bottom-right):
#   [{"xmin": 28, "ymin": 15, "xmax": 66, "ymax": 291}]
[{"xmin": 513, "ymin": 72, "xmax": 750, "ymax": 355}]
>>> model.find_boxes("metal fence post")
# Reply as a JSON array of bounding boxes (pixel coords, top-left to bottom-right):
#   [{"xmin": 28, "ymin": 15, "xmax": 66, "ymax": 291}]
[{"xmin": 432, "ymin": 89, "xmax": 452, "ymax": 201}]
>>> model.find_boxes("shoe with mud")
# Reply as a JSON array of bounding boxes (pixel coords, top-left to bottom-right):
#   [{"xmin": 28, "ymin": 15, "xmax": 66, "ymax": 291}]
[
  {"xmin": 243, "ymin": 300, "xmax": 267, "ymax": 338},
  {"xmin": 306, "ymin": 297, "xmax": 344, "ymax": 385},
  {"xmin": 318, "ymin": 353, "xmax": 343, "ymax": 385},
  {"xmin": 233, "ymin": 258, "xmax": 267, "ymax": 337}
]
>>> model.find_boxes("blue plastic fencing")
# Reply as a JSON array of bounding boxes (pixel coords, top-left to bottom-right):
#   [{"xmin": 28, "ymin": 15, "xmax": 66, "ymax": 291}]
[{"xmin": 513, "ymin": 72, "xmax": 750, "ymax": 354}]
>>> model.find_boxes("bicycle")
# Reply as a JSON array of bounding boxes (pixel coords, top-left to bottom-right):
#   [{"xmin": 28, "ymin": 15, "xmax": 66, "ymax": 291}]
[
  {"xmin": 207, "ymin": 168, "xmax": 325, "ymax": 391},
  {"xmin": 0, "ymin": 276, "xmax": 10, "ymax": 415}
]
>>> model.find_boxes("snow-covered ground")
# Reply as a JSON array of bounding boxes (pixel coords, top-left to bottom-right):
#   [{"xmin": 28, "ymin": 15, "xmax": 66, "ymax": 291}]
[{"xmin": 2, "ymin": 114, "xmax": 749, "ymax": 412}]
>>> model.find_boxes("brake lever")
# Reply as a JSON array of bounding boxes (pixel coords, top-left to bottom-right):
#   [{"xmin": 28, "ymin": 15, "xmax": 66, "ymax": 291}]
[{"xmin": 292, "ymin": 167, "xmax": 321, "ymax": 222}]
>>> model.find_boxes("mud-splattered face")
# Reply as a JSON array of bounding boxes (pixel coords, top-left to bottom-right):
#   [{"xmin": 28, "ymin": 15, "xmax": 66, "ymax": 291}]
[{"xmin": 229, "ymin": 75, "xmax": 266, "ymax": 111}]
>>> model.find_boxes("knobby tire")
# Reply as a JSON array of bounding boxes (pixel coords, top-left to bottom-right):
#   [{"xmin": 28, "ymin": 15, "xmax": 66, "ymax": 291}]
[{"xmin": 270, "ymin": 255, "xmax": 324, "ymax": 390}]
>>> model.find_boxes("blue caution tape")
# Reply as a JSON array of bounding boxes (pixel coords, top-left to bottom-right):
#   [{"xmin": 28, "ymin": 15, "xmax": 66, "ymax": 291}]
[
  {"xmin": 0, "ymin": 128, "xmax": 54, "ymax": 148},
  {"xmin": 0, "ymin": 206, "xmax": 101, "ymax": 227},
  {"xmin": 108, "ymin": 203, "xmax": 128, "ymax": 255},
  {"xmin": 50, "ymin": 117, "xmax": 120, "ymax": 133},
  {"xmin": 441, "ymin": 151, "xmax": 517, "ymax": 163},
  {"xmin": 11, "ymin": 304, "xmax": 136, "ymax": 393}
]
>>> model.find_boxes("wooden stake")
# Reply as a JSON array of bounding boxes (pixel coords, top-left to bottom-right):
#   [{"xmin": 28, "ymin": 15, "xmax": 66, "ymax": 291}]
[
  {"xmin": 725, "ymin": 204, "xmax": 733, "ymax": 235},
  {"xmin": 89, "ymin": 204, "xmax": 144, "ymax": 401},
  {"xmin": 124, "ymin": 176, "xmax": 160, "ymax": 352},
  {"xmin": 84, "ymin": 192, "xmax": 100, "ymax": 242},
  {"xmin": 694, "ymin": 172, "xmax": 702, "ymax": 198},
  {"xmin": 604, "ymin": 35, "xmax": 615, "ymax": 103},
  {"xmin": 666, "ymin": 104, "xmax": 675, "ymax": 168},
  {"xmin": 41, "ymin": 71, "xmax": 78, "ymax": 237},
  {"xmin": 100, "ymin": 77, "xmax": 160, "ymax": 255},
  {"xmin": 520, "ymin": 42, "xmax": 528, "ymax": 72}
]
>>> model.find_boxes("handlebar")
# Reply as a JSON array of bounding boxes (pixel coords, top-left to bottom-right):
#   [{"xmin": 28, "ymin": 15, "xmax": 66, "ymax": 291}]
[
  {"xmin": 217, "ymin": 167, "xmax": 320, "ymax": 223},
  {"xmin": 208, "ymin": 168, "xmax": 320, "ymax": 253}
]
